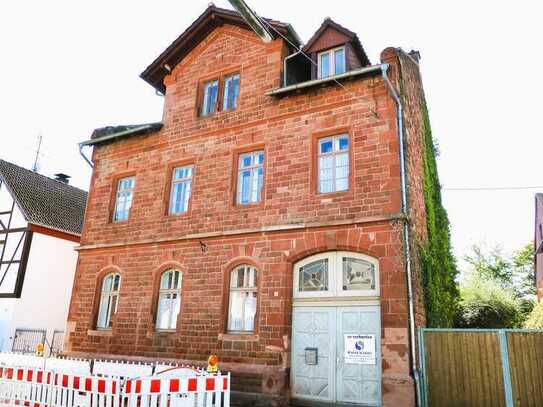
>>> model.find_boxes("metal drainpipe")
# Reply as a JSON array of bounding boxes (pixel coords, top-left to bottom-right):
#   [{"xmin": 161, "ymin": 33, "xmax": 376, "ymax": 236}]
[
  {"xmin": 79, "ymin": 144, "xmax": 94, "ymax": 168},
  {"xmin": 380, "ymin": 63, "xmax": 421, "ymax": 403}
]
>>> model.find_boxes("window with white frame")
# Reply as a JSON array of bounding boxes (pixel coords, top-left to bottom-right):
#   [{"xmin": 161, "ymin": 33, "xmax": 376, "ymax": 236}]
[
  {"xmin": 169, "ymin": 166, "xmax": 193, "ymax": 215},
  {"xmin": 228, "ymin": 265, "xmax": 258, "ymax": 333},
  {"xmin": 201, "ymin": 79, "xmax": 219, "ymax": 116},
  {"xmin": 223, "ymin": 74, "xmax": 240, "ymax": 111},
  {"xmin": 318, "ymin": 134, "xmax": 349, "ymax": 193},
  {"xmin": 97, "ymin": 273, "xmax": 121, "ymax": 329},
  {"xmin": 318, "ymin": 46, "xmax": 346, "ymax": 78},
  {"xmin": 237, "ymin": 151, "xmax": 264, "ymax": 205},
  {"xmin": 113, "ymin": 176, "xmax": 135, "ymax": 222},
  {"xmin": 294, "ymin": 252, "xmax": 378, "ymax": 298},
  {"xmin": 156, "ymin": 270, "xmax": 182, "ymax": 330}
]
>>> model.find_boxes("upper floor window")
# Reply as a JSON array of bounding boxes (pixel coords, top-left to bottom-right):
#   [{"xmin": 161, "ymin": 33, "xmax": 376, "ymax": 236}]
[
  {"xmin": 228, "ymin": 265, "xmax": 258, "ymax": 333},
  {"xmin": 97, "ymin": 273, "xmax": 121, "ymax": 329},
  {"xmin": 237, "ymin": 151, "xmax": 264, "ymax": 205},
  {"xmin": 156, "ymin": 270, "xmax": 182, "ymax": 330},
  {"xmin": 318, "ymin": 134, "xmax": 349, "ymax": 193},
  {"xmin": 318, "ymin": 46, "xmax": 346, "ymax": 78},
  {"xmin": 113, "ymin": 176, "xmax": 135, "ymax": 222},
  {"xmin": 201, "ymin": 79, "xmax": 219, "ymax": 116},
  {"xmin": 169, "ymin": 166, "xmax": 193, "ymax": 215},
  {"xmin": 223, "ymin": 74, "xmax": 240, "ymax": 111}
]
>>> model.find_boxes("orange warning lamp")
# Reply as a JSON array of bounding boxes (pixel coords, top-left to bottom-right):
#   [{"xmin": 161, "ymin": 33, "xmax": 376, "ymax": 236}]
[
  {"xmin": 36, "ymin": 343, "xmax": 45, "ymax": 357},
  {"xmin": 206, "ymin": 354, "xmax": 219, "ymax": 374}
]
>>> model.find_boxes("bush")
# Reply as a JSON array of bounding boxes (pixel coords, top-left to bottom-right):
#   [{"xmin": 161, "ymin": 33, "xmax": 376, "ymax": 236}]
[
  {"xmin": 524, "ymin": 301, "xmax": 543, "ymax": 329},
  {"xmin": 457, "ymin": 275, "xmax": 522, "ymax": 328}
]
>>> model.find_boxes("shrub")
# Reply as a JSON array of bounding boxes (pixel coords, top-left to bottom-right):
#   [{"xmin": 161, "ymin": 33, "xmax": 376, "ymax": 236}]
[
  {"xmin": 457, "ymin": 275, "xmax": 522, "ymax": 328},
  {"xmin": 524, "ymin": 301, "xmax": 543, "ymax": 329}
]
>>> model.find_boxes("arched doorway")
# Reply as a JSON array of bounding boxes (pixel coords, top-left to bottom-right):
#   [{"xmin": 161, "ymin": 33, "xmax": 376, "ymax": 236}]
[{"xmin": 291, "ymin": 251, "xmax": 382, "ymax": 406}]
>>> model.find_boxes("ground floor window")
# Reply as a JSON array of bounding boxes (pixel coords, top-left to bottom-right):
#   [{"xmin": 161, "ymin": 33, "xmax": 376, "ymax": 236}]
[
  {"xmin": 156, "ymin": 270, "xmax": 182, "ymax": 330},
  {"xmin": 228, "ymin": 264, "xmax": 258, "ymax": 333}
]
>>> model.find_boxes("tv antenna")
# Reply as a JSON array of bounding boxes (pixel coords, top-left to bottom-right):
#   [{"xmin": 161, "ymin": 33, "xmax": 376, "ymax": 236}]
[{"xmin": 32, "ymin": 134, "xmax": 42, "ymax": 173}]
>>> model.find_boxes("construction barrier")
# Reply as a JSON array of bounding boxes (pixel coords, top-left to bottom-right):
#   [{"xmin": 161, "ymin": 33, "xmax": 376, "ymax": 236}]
[{"xmin": 0, "ymin": 366, "xmax": 230, "ymax": 407}]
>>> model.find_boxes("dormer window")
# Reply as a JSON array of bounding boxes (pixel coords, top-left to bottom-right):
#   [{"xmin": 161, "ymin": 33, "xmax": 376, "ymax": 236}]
[{"xmin": 318, "ymin": 46, "xmax": 346, "ymax": 78}]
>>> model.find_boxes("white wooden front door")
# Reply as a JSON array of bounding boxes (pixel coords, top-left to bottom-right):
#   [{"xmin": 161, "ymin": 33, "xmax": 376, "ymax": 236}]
[{"xmin": 291, "ymin": 305, "xmax": 381, "ymax": 406}]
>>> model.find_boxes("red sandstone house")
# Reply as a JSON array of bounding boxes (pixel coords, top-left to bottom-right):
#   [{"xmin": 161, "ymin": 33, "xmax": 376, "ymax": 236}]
[
  {"xmin": 535, "ymin": 194, "xmax": 543, "ymax": 300},
  {"xmin": 68, "ymin": 5, "xmax": 432, "ymax": 406}
]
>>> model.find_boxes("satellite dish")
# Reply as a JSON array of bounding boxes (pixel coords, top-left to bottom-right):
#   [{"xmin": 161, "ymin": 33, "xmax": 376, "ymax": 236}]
[{"xmin": 227, "ymin": 0, "xmax": 274, "ymax": 43}]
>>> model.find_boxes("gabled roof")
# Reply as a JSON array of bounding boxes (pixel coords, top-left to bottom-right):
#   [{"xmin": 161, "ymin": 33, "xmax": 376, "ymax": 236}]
[
  {"xmin": 81, "ymin": 122, "xmax": 163, "ymax": 146},
  {"xmin": 303, "ymin": 18, "xmax": 370, "ymax": 67},
  {"xmin": 0, "ymin": 160, "xmax": 88, "ymax": 237},
  {"xmin": 140, "ymin": 5, "xmax": 301, "ymax": 93}
]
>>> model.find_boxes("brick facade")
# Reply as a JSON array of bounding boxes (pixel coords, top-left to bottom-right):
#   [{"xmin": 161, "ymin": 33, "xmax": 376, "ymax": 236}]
[{"xmin": 66, "ymin": 9, "xmax": 431, "ymax": 406}]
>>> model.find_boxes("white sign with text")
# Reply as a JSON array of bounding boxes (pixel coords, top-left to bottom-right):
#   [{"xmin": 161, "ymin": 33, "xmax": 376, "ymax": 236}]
[{"xmin": 344, "ymin": 334, "xmax": 376, "ymax": 365}]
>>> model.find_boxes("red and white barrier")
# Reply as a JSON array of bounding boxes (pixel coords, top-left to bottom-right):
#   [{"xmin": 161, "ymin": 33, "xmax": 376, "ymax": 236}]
[{"xmin": 0, "ymin": 366, "xmax": 230, "ymax": 407}]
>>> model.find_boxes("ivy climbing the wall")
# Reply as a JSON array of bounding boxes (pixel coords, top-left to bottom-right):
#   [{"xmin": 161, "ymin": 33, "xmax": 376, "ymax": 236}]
[{"xmin": 419, "ymin": 100, "xmax": 460, "ymax": 327}]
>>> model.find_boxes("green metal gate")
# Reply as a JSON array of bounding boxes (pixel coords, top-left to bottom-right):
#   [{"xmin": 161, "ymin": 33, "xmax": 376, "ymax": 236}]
[{"xmin": 418, "ymin": 328, "xmax": 543, "ymax": 407}]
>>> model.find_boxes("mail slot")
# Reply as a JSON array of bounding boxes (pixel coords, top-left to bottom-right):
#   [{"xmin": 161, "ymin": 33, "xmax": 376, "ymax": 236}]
[{"xmin": 305, "ymin": 347, "xmax": 318, "ymax": 365}]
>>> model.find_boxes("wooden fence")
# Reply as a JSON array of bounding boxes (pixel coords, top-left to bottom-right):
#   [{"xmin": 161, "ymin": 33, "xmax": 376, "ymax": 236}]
[{"xmin": 418, "ymin": 329, "xmax": 543, "ymax": 407}]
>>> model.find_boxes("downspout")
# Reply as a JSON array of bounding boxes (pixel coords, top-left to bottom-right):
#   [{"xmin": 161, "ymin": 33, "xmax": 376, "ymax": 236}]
[
  {"xmin": 79, "ymin": 144, "xmax": 93, "ymax": 168},
  {"xmin": 381, "ymin": 64, "xmax": 421, "ymax": 403}
]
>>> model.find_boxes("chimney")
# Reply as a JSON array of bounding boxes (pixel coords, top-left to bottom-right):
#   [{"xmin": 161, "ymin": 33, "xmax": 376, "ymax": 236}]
[
  {"xmin": 54, "ymin": 173, "xmax": 71, "ymax": 184},
  {"xmin": 408, "ymin": 50, "xmax": 421, "ymax": 63}
]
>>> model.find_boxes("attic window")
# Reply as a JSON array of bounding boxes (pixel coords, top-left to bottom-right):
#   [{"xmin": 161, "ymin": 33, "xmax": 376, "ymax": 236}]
[
  {"xmin": 201, "ymin": 80, "xmax": 219, "ymax": 116},
  {"xmin": 318, "ymin": 46, "xmax": 346, "ymax": 78}
]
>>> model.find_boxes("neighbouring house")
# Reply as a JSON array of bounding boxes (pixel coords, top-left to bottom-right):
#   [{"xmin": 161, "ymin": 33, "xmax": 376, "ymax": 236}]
[
  {"xmin": 535, "ymin": 193, "xmax": 543, "ymax": 300},
  {"xmin": 66, "ymin": 5, "xmax": 433, "ymax": 406},
  {"xmin": 0, "ymin": 160, "xmax": 87, "ymax": 354}
]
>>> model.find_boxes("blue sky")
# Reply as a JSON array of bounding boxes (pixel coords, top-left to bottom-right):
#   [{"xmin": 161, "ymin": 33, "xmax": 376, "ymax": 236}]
[{"xmin": 1, "ymin": 0, "xmax": 541, "ymax": 264}]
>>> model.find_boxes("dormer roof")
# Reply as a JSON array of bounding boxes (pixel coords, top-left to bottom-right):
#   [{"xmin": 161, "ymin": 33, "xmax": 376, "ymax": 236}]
[
  {"xmin": 303, "ymin": 18, "xmax": 370, "ymax": 66},
  {"xmin": 140, "ymin": 5, "xmax": 301, "ymax": 93}
]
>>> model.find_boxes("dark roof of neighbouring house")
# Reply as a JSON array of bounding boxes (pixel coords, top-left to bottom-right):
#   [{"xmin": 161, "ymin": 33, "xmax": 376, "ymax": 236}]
[
  {"xmin": 80, "ymin": 122, "xmax": 163, "ymax": 147},
  {"xmin": 303, "ymin": 18, "xmax": 370, "ymax": 67},
  {"xmin": 140, "ymin": 4, "xmax": 302, "ymax": 93},
  {"xmin": 0, "ymin": 159, "xmax": 88, "ymax": 237}
]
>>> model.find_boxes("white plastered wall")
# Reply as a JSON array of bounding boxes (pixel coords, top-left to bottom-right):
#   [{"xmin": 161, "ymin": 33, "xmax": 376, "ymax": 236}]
[{"xmin": 0, "ymin": 232, "xmax": 78, "ymax": 352}]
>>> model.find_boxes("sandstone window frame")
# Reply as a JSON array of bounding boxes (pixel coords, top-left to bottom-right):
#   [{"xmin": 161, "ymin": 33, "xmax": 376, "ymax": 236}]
[
  {"xmin": 222, "ymin": 73, "xmax": 241, "ymax": 111},
  {"xmin": 168, "ymin": 165, "xmax": 194, "ymax": 215},
  {"xmin": 111, "ymin": 174, "xmax": 136, "ymax": 223},
  {"xmin": 311, "ymin": 128, "xmax": 353, "ymax": 197},
  {"xmin": 155, "ymin": 270, "xmax": 182, "ymax": 331},
  {"xmin": 197, "ymin": 68, "xmax": 241, "ymax": 118},
  {"xmin": 236, "ymin": 150, "xmax": 265, "ymax": 206},
  {"xmin": 96, "ymin": 272, "xmax": 121, "ymax": 330},
  {"xmin": 226, "ymin": 264, "xmax": 259, "ymax": 334}
]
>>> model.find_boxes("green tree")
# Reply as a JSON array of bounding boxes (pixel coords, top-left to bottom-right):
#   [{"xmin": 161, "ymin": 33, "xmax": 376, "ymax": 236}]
[
  {"xmin": 464, "ymin": 244, "xmax": 512, "ymax": 285},
  {"xmin": 511, "ymin": 243, "xmax": 536, "ymax": 299}
]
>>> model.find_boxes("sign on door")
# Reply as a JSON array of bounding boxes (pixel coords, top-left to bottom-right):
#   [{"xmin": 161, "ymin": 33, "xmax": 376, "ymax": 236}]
[{"xmin": 344, "ymin": 334, "xmax": 376, "ymax": 364}]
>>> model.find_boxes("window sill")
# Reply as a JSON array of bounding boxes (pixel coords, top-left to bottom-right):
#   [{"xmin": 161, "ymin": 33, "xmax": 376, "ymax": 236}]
[
  {"xmin": 218, "ymin": 333, "xmax": 259, "ymax": 342},
  {"xmin": 87, "ymin": 329, "xmax": 113, "ymax": 337}
]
